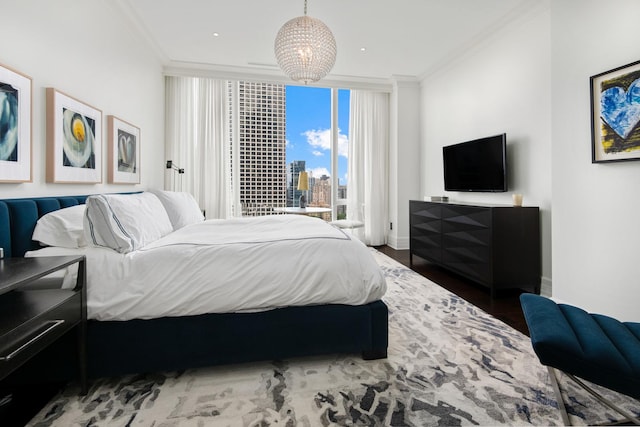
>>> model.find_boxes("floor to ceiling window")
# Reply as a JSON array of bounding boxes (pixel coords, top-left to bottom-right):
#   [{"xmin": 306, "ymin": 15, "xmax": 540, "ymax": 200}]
[
  {"xmin": 285, "ymin": 85, "xmax": 350, "ymax": 218},
  {"xmin": 231, "ymin": 81, "xmax": 350, "ymax": 219}
]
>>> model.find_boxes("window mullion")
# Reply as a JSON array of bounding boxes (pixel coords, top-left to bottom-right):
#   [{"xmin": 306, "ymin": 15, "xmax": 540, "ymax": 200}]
[{"xmin": 331, "ymin": 88, "xmax": 339, "ymax": 221}]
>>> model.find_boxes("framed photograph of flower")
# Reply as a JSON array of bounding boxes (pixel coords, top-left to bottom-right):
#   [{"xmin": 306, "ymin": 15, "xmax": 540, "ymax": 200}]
[
  {"xmin": 107, "ymin": 115, "xmax": 140, "ymax": 184},
  {"xmin": 591, "ymin": 59, "xmax": 640, "ymax": 163},
  {"xmin": 0, "ymin": 63, "xmax": 32, "ymax": 183},
  {"xmin": 46, "ymin": 88, "xmax": 102, "ymax": 183}
]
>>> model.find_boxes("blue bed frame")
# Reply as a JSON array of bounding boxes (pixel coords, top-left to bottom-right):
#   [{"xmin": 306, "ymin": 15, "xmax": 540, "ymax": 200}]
[{"xmin": 0, "ymin": 195, "xmax": 388, "ymax": 380}]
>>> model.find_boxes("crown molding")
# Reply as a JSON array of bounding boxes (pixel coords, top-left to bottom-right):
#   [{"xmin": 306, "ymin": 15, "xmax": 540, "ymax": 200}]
[
  {"xmin": 163, "ymin": 61, "xmax": 395, "ymax": 92},
  {"xmin": 110, "ymin": 0, "xmax": 169, "ymax": 63}
]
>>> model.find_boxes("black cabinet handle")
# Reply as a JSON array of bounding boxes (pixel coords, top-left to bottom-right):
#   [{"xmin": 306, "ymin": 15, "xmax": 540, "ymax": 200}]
[{"xmin": 0, "ymin": 320, "xmax": 65, "ymax": 361}]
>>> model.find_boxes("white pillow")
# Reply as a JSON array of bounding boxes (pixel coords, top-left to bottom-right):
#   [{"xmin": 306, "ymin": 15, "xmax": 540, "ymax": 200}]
[
  {"xmin": 84, "ymin": 192, "xmax": 173, "ymax": 253},
  {"xmin": 33, "ymin": 205, "xmax": 87, "ymax": 248},
  {"xmin": 149, "ymin": 189, "xmax": 204, "ymax": 230}
]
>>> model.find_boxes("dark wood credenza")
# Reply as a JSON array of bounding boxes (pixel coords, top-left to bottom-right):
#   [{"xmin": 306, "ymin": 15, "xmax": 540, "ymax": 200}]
[{"xmin": 409, "ymin": 200, "xmax": 540, "ymax": 297}]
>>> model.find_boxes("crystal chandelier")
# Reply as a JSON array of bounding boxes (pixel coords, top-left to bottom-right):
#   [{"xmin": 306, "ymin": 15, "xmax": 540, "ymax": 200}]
[{"xmin": 274, "ymin": 0, "xmax": 336, "ymax": 84}]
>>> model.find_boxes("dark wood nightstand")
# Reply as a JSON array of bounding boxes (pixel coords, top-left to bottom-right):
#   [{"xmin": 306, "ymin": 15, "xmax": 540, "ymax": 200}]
[{"xmin": 0, "ymin": 256, "xmax": 87, "ymax": 395}]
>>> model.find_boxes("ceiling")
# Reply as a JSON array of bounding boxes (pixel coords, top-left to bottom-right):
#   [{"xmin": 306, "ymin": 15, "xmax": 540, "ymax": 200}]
[{"xmin": 119, "ymin": 0, "xmax": 539, "ymax": 83}]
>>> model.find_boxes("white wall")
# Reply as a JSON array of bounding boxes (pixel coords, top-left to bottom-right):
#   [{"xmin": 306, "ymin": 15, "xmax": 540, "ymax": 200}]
[
  {"xmin": 419, "ymin": 3, "xmax": 553, "ymax": 289},
  {"xmin": 388, "ymin": 76, "xmax": 421, "ymax": 249},
  {"xmin": 0, "ymin": 0, "xmax": 164, "ymax": 199},
  {"xmin": 551, "ymin": 0, "xmax": 640, "ymax": 321}
]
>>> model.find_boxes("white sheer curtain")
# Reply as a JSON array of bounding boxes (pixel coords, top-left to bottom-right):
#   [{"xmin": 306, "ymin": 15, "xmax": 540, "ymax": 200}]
[
  {"xmin": 348, "ymin": 90, "xmax": 390, "ymax": 246},
  {"xmin": 165, "ymin": 76, "xmax": 231, "ymax": 219}
]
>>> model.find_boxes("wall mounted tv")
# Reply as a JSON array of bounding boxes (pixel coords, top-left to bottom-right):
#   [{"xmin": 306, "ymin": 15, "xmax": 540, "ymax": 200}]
[{"xmin": 442, "ymin": 133, "xmax": 507, "ymax": 192}]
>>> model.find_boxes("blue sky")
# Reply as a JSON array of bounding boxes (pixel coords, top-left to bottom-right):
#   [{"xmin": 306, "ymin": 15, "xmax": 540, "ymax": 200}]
[{"xmin": 285, "ymin": 86, "xmax": 350, "ymax": 185}]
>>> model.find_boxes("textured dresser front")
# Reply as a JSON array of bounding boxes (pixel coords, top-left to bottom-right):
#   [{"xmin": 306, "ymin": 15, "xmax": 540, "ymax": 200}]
[
  {"xmin": 409, "ymin": 201, "xmax": 442, "ymax": 264},
  {"xmin": 409, "ymin": 200, "xmax": 540, "ymax": 296},
  {"xmin": 440, "ymin": 204, "xmax": 492, "ymax": 285}
]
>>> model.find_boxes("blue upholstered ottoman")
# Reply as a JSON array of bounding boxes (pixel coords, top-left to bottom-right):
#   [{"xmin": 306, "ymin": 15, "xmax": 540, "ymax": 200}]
[{"xmin": 520, "ymin": 293, "xmax": 640, "ymax": 425}]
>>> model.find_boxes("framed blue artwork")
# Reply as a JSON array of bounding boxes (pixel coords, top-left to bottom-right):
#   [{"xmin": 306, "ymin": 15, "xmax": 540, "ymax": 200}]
[
  {"xmin": 0, "ymin": 62, "xmax": 32, "ymax": 182},
  {"xmin": 591, "ymin": 59, "xmax": 640, "ymax": 163},
  {"xmin": 46, "ymin": 88, "xmax": 102, "ymax": 183}
]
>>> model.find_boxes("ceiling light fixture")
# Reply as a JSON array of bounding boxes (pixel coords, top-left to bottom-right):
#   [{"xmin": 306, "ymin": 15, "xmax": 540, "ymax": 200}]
[{"xmin": 274, "ymin": 0, "xmax": 336, "ymax": 85}]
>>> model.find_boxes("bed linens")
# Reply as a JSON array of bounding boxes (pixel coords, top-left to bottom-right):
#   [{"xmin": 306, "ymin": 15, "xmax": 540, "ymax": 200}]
[
  {"xmin": 28, "ymin": 214, "xmax": 386, "ymax": 322},
  {"xmin": 32, "ymin": 204, "xmax": 87, "ymax": 248},
  {"xmin": 84, "ymin": 192, "xmax": 173, "ymax": 253},
  {"xmin": 148, "ymin": 189, "xmax": 204, "ymax": 230}
]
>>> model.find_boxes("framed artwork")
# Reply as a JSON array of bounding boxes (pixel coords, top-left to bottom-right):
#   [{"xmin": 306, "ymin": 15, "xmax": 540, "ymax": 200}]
[
  {"xmin": 0, "ymin": 63, "xmax": 32, "ymax": 182},
  {"xmin": 591, "ymin": 59, "xmax": 640, "ymax": 163},
  {"xmin": 46, "ymin": 88, "xmax": 102, "ymax": 183},
  {"xmin": 107, "ymin": 115, "xmax": 140, "ymax": 184}
]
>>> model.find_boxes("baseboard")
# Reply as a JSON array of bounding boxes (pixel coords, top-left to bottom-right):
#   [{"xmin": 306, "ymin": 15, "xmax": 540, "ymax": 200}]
[
  {"xmin": 540, "ymin": 276, "xmax": 552, "ymax": 297},
  {"xmin": 386, "ymin": 235, "xmax": 409, "ymax": 250}
]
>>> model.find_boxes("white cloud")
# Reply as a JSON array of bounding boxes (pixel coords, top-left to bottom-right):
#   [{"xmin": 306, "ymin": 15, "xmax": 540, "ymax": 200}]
[
  {"xmin": 304, "ymin": 129, "xmax": 330, "ymax": 150},
  {"xmin": 303, "ymin": 128, "xmax": 349, "ymax": 158},
  {"xmin": 312, "ymin": 150, "xmax": 323, "ymax": 157},
  {"xmin": 309, "ymin": 167, "xmax": 330, "ymax": 178},
  {"xmin": 337, "ymin": 132, "xmax": 348, "ymax": 158}
]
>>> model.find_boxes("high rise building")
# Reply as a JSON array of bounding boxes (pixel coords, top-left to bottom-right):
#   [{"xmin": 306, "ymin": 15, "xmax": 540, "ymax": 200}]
[
  {"xmin": 312, "ymin": 175, "xmax": 331, "ymax": 207},
  {"xmin": 232, "ymin": 82, "xmax": 287, "ymax": 215},
  {"xmin": 287, "ymin": 160, "xmax": 306, "ymax": 207},
  {"xmin": 336, "ymin": 184, "xmax": 347, "ymax": 219},
  {"xmin": 308, "ymin": 174, "xmax": 317, "ymax": 206}
]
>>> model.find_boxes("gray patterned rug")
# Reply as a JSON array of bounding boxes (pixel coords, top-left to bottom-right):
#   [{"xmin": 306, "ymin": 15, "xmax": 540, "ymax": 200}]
[{"xmin": 27, "ymin": 249, "xmax": 639, "ymax": 426}]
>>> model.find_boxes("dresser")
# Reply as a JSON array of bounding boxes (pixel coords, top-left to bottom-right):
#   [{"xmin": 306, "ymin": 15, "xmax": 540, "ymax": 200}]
[{"xmin": 409, "ymin": 200, "xmax": 540, "ymax": 297}]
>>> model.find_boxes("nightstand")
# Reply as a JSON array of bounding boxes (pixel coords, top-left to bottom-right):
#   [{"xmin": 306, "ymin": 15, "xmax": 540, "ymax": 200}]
[{"xmin": 0, "ymin": 256, "xmax": 87, "ymax": 395}]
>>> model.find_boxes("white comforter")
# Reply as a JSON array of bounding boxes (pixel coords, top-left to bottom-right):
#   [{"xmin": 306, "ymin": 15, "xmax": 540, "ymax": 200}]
[{"xmin": 27, "ymin": 215, "xmax": 386, "ymax": 321}]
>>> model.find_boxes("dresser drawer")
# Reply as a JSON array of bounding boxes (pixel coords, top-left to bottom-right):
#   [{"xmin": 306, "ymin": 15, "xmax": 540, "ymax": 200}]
[{"xmin": 0, "ymin": 290, "xmax": 81, "ymax": 379}]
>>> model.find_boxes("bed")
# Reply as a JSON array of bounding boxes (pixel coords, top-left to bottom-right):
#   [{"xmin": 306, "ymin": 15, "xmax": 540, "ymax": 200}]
[{"xmin": 0, "ymin": 192, "xmax": 388, "ymax": 381}]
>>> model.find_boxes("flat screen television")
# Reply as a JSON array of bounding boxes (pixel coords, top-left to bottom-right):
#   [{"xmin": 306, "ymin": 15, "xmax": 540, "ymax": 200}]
[{"xmin": 443, "ymin": 133, "xmax": 507, "ymax": 192}]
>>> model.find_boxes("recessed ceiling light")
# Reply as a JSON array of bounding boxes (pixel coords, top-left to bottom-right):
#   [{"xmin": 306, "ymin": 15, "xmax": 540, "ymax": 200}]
[
  {"xmin": 213, "ymin": 32, "xmax": 220, "ymax": 37},
  {"xmin": 360, "ymin": 47, "xmax": 366, "ymax": 52}
]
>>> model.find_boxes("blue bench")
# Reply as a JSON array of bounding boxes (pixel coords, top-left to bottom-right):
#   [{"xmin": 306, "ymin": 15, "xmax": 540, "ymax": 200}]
[{"xmin": 520, "ymin": 293, "xmax": 640, "ymax": 425}]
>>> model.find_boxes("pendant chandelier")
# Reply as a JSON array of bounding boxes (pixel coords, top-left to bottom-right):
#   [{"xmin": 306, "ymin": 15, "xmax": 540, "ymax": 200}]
[{"xmin": 274, "ymin": 0, "xmax": 336, "ymax": 84}]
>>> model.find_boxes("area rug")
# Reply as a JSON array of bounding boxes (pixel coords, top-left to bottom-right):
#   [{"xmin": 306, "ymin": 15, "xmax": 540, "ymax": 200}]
[{"xmin": 27, "ymin": 249, "xmax": 639, "ymax": 426}]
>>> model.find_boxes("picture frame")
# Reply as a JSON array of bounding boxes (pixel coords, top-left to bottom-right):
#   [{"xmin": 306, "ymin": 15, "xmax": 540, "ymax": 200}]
[
  {"xmin": 591, "ymin": 59, "xmax": 640, "ymax": 163},
  {"xmin": 107, "ymin": 115, "xmax": 140, "ymax": 184},
  {"xmin": 46, "ymin": 88, "xmax": 102, "ymax": 183},
  {"xmin": 0, "ymin": 63, "xmax": 32, "ymax": 182}
]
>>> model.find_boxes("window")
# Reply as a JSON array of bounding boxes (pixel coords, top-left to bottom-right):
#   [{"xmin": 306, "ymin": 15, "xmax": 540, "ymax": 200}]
[
  {"xmin": 286, "ymin": 86, "xmax": 350, "ymax": 219},
  {"xmin": 230, "ymin": 82, "xmax": 350, "ymax": 218}
]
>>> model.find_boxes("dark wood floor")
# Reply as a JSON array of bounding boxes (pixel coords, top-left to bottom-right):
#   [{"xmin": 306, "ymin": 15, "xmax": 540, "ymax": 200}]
[{"xmin": 376, "ymin": 245, "xmax": 531, "ymax": 336}]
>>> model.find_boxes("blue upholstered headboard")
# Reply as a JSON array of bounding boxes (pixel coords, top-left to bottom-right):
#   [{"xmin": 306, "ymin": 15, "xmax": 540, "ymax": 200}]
[
  {"xmin": 0, "ymin": 195, "xmax": 90, "ymax": 258},
  {"xmin": 0, "ymin": 192, "xmax": 143, "ymax": 257}
]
